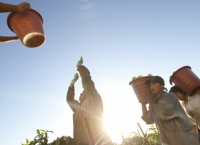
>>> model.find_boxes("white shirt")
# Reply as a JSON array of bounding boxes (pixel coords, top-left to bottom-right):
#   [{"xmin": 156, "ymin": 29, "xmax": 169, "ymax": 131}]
[{"xmin": 183, "ymin": 93, "xmax": 200, "ymax": 127}]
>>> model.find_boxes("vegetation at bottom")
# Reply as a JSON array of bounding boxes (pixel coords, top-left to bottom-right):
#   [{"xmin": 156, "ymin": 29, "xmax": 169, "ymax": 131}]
[{"xmin": 21, "ymin": 125, "xmax": 161, "ymax": 145}]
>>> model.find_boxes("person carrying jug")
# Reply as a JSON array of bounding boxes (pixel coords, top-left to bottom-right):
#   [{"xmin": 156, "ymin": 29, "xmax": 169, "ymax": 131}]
[
  {"xmin": 0, "ymin": 2, "xmax": 30, "ymax": 42},
  {"xmin": 66, "ymin": 57, "xmax": 113, "ymax": 145},
  {"xmin": 141, "ymin": 76, "xmax": 200, "ymax": 145},
  {"xmin": 170, "ymin": 86, "xmax": 200, "ymax": 135}
]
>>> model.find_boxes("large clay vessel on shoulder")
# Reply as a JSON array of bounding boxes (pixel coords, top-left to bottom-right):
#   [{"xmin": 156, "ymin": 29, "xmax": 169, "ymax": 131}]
[
  {"xmin": 7, "ymin": 9, "xmax": 45, "ymax": 48},
  {"xmin": 129, "ymin": 76, "xmax": 153, "ymax": 104},
  {"xmin": 170, "ymin": 66, "xmax": 200, "ymax": 96}
]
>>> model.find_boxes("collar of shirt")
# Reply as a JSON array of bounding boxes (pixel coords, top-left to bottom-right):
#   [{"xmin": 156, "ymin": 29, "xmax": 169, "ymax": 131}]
[{"xmin": 154, "ymin": 92, "xmax": 166, "ymax": 104}]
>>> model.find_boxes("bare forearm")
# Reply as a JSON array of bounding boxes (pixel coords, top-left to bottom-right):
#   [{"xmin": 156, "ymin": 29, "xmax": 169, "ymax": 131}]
[
  {"xmin": 0, "ymin": 2, "xmax": 18, "ymax": 12},
  {"xmin": 142, "ymin": 103, "xmax": 147, "ymax": 114},
  {"xmin": 0, "ymin": 36, "xmax": 18, "ymax": 43}
]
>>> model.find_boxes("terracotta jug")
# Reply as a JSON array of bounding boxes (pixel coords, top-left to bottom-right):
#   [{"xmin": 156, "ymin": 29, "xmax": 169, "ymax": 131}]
[
  {"xmin": 7, "ymin": 9, "xmax": 45, "ymax": 48},
  {"xmin": 170, "ymin": 66, "xmax": 200, "ymax": 96},
  {"xmin": 129, "ymin": 76, "xmax": 152, "ymax": 104}
]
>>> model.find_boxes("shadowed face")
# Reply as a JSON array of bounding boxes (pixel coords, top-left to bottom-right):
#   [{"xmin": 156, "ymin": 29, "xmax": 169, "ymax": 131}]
[
  {"xmin": 79, "ymin": 90, "xmax": 86, "ymax": 102},
  {"xmin": 150, "ymin": 82, "xmax": 163, "ymax": 98}
]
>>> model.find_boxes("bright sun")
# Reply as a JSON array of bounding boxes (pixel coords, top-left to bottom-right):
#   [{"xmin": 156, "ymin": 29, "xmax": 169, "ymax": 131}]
[{"xmin": 102, "ymin": 92, "xmax": 149, "ymax": 144}]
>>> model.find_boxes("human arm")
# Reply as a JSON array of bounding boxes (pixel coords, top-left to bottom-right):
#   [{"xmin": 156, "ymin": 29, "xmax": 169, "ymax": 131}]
[
  {"xmin": 76, "ymin": 57, "xmax": 95, "ymax": 91},
  {"xmin": 0, "ymin": 36, "xmax": 19, "ymax": 43},
  {"xmin": 0, "ymin": 2, "xmax": 30, "ymax": 13},
  {"xmin": 141, "ymin": 103, "xmax": 154, "ymax": 124},
  {"xmin": 76, "ymin": 57, "xmax": 103, "ymax": 115},
  {"xmin": 66, "ymin": 85, "xmax": 80, "ymax": 113},
  {"xmin": 78, "ymin": 65, "xmax": 96, "ymax": 91},
  {"xmin": 66, "ymin": 74, "xmax": 80, "ymax": 112},
  {"xmin": 184, "ymin": 106, "xmax": 199, "ymax": 135}
]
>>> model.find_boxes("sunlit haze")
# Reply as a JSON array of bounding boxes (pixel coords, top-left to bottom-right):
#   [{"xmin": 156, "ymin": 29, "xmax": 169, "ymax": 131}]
[{"xmin": 1, "ymin": 0, "xmax": 200, "ymax": 145}]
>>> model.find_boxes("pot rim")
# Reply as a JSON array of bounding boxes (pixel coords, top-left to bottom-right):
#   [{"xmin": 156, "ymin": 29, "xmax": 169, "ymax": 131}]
[
  {"xmin": 169, "ymin": 66, "xmax": 191, "ymax": 85},
  {"xmin": 7, "ymin": 9, "xmax": 43, "ymax": 32},
  {"xmin": 129, "ymin": 76, "xmax": 153, "ymax": 85}
]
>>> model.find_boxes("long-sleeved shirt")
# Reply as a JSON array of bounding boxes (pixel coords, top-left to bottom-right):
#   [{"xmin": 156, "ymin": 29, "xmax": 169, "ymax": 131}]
[
  {"xmin": 67, "ymin": 65, "xmax": 105, "ymax": 144},
  {"xmin": 142, "ymin": 92, "xmax": 199, "ymax": 145}
]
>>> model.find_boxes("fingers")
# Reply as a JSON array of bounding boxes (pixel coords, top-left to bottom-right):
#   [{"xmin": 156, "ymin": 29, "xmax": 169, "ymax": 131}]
[{"xmin": 17, "ymin": 2, "xmax": 31, "ymax": 12}]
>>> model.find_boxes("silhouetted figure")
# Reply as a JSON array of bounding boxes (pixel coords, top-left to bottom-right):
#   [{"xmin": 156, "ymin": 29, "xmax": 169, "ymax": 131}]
[{"xmin": 66, "ymin": 57, "xmax": 113, "ymax": 145}]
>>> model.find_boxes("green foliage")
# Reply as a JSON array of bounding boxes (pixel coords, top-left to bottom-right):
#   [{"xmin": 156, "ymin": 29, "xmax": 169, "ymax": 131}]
[
  {"xmin": 49, "ymin": 136, "xmax": 88, "ymax": 145},
  {"xmin": 146, "ymin": 125, "xmax": 161, "ymax": 145},
  {"xmin": 121, "ymin": 132, "xmax": 146, "ymax": 145},
  {"xmin": 120, "ymin": 125, "xmax": 161, "ymax": 145},
  {"xmin": 22, "ymin": 125, "xmax": 161, "ymax": 145},
  {"xmin": 21, "ymin": 129, "xmax": 53, "ymax": 145}
]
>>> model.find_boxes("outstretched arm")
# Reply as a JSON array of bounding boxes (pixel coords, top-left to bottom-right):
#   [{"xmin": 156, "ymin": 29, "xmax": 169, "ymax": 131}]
[
  {"xmin": 66, "ymin": 73, "xmax": 80, "ymax": 112},
  {"xmin": 76, "ymin": 57, "xmax": 103, "ymax": 116},
  {"xmin": 66, "ymin": 85, "xmax": 80, "ymax": 113},
  {"xmin": 0, "ymin": 36, "xmax": 19, "ymax": 43},
  {"xmin": 0, "ymin": 2, "xmax": 30, "ymax": 13},
  {"xmin": 78, "ymin": 65, "xmax": 96, "ymax": 91},
  {"xmin": 76, "ymin": 57, "xmax": 95, "ymax": 91}
]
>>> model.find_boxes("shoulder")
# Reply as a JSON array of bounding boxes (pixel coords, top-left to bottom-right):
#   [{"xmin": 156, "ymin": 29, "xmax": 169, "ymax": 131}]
[
  {"xmin": 160, "ymin": 92, "xmax": 177, "ymax": 102},
  {"xmin": 163, "ymin": 92, "xmax": 176, "ymax": 98},
  {"xmin": 189, "ymin": 93, "xmax": 200, "ymax": 98}
]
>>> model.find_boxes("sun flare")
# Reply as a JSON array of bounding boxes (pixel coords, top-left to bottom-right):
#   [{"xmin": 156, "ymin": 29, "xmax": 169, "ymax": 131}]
[{"xmin": 102, "ymin": 95, "xmax": 148, "ymax": 144}]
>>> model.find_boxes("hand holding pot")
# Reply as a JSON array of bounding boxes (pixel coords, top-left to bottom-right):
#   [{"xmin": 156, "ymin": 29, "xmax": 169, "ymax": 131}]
[{"xmin": 17, "ymin": 2, "xmax": 30, "ymax": 12}]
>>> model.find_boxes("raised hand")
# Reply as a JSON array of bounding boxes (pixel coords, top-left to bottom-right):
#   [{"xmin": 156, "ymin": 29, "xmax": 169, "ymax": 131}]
[
  {"xmin": 76, "ymin": 56, "xmax": 83, "ymax": 68},
  {"xmin": 17, "ymin": 2, "xmax": 30, "ymax": 12},
  {"xmin": 70, "ymin": 73, "xmax": 79, "ymax": 85}
]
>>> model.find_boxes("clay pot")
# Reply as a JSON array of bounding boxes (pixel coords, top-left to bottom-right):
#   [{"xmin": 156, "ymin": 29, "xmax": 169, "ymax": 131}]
[
  {"xmin": 170, "ymin": 66, "xmax": 200, "ymax": 96},
  {"xmin": 129, "ymin": 76, "xmax": 153, "ymax": 104},
  {"xmin": 7, "ymin": 9, "xmax": 45, "ymax": 48}
]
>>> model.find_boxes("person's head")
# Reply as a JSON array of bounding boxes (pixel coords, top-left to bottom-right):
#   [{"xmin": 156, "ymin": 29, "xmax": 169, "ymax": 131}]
[
  {"xmin": 146, "ymin": 76, "xmax": 165, "ymax": 98},
  {"xmin": 79, "ymin": 90, "xmax": 86, "ymax": 103},
  {"xmin": 169, "ymin": 86, "xmax": 187, "ymax": 101}
]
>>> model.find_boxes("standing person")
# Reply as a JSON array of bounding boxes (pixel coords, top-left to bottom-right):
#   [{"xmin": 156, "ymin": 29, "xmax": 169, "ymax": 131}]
[
  {"xmin": 0, "ymin": 2, "xmax": 30, "ymax": 42},
  {"xmin": 169, "ymin": 86, "xmax": 200, "ymax": 135},
  {"xmin": 66, "ymin": 57, "xmax": 113, "ymax": 145},
  {"xmin": 141, "ymin": 76, "xmax": 199, "ymax": 145}
]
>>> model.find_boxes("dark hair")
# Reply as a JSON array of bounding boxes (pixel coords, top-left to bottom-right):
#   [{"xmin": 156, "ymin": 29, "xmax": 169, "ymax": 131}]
[{"xmin": 169, "ymin": 86, "xmax": 185, "ymax": 94}]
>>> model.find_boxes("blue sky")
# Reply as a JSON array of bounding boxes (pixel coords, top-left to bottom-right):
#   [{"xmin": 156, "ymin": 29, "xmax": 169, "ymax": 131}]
[{"xmin": 1, "ymin": 0, "xmax": 200, "ymax": 144}]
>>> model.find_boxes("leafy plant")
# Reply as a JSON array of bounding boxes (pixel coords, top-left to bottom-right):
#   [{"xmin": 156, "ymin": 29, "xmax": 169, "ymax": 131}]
[
  {"xmin": 22, "ymin": 125, "xmax": 161, "ymax": 145},
  {"xmin": 21, "ymin": 129, "xmax": 53, "ymax": 145},
  {"xmin": 146, "ymin": 125, "xmax": 161, "ymax": 145},
  {"xmin": 120, "ymin": 125, "xmax": 161, "ymax": 145},
  {"xmin": 49, "ymin": 136, "xmax": 87, "ymax": 145}
]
